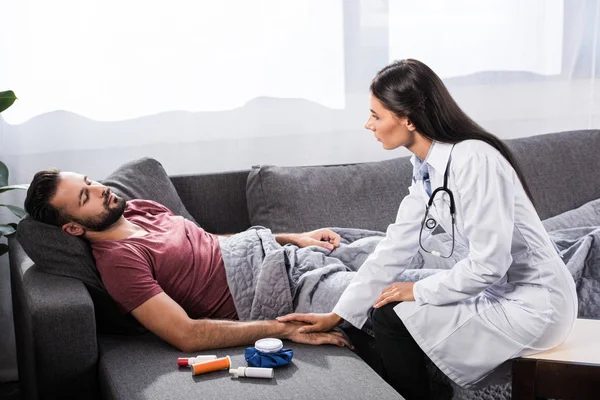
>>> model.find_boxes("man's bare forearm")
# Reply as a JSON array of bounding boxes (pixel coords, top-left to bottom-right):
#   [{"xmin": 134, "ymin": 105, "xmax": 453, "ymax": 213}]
[
  {"xmin": 185, "ymin": 319, "xmax": 291, "ymax": 351},
  {"xmin": 274, "ymin": 233, "xmax": 299, "ymax": 246},
  {"xmin": 215, "ymin": 233, "xmax": 297, "ymax": 244}
]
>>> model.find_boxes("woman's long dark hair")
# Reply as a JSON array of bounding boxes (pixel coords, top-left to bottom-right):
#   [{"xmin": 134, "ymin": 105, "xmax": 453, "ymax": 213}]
[{"xmin": 370, "ymin": 58, "xmax": 535, "ymax": 204}]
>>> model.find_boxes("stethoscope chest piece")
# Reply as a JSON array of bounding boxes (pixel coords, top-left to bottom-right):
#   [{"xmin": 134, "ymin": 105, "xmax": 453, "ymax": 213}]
[{"xmin": 425, "ymin": 217, "xmax": 437, "ymax": 230}]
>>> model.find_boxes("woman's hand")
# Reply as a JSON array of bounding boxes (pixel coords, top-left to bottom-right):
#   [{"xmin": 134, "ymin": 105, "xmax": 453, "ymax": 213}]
[
  {"xmin": 276, "ymin": 312, "xmax": 342, "ymax": 333},
  {"xmin": 295, "ymin": 228, "xmax": 341, "ymax": 250},
  {"xmin": 373, "ymin": 282, "xmax": 416, "ymax": 308}
]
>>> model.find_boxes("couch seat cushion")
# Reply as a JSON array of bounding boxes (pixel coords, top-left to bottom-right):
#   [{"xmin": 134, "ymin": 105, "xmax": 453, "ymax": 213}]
[{"xmin": 98, "ymin": 333, "xmax": 402, "ymax": 400}]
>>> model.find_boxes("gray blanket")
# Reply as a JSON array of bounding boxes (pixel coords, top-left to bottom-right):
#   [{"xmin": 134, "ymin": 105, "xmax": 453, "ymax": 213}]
[
  {"xmin": 219, "ymin": 227, "xmax": 379, "ymax": 321},
  {"xmin": 218, "ymin": 227, "xmax": 442, "ymax": 322},
  {"xmin": 550, "ymin": 226, "xmax": 600, "ymax": 318}
]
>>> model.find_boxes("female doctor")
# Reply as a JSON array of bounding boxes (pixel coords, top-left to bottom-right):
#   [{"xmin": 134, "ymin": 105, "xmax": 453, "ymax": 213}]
[{"xmin": 278, "ymin": 59, "xmax": 578, "ymax": 399}]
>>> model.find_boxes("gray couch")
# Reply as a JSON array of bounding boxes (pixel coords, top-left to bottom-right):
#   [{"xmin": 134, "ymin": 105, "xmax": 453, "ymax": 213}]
[{"xmin": 9, "ymin": 129, "xmax": 600, "ymax": 400}]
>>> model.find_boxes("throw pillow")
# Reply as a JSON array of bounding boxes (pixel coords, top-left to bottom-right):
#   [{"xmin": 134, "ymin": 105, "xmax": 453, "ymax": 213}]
[
  {"xmin": 246, "ymin": 158, "xmax": 413, "ymax": 233},
  {"xmin": 102, "ymin": 158, "xmax": 196, "ymax": 222},
  {"xmin": 17, "ymin": 157, "xmax": 196, "ymax": 335}
]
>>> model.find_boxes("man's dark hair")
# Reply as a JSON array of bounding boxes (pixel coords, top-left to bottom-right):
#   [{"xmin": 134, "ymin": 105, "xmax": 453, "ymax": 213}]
[{"xmin": 24, "ymin": 169, "xmax": 70, "ymax": 226}]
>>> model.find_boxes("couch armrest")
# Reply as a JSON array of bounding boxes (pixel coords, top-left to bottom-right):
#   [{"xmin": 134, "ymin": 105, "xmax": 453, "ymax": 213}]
[{"xmin": 9, "ymin": 236, "xmax": 99, "ymax": 400}]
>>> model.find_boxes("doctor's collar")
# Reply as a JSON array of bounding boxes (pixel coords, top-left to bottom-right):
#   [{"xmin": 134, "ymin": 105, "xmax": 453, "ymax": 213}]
[
  {"xmin": 422, "ymin": 141, "xmax": 454, "ymax": 175},
  {"xmin": 417, "ymin": 141, "xmax": 435, "ymax": 163}
]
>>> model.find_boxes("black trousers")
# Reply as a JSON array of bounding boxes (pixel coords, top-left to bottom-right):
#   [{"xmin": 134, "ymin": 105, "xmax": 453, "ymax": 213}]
[{"xmin": 371, "ymin": 302, "xmax": 431, "ymax": 400}]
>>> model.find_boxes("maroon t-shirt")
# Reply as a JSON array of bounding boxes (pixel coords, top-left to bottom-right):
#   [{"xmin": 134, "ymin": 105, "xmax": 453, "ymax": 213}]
[{"xmin": 91, "ymin": 199, "xmax": 238, "ymax": 320}]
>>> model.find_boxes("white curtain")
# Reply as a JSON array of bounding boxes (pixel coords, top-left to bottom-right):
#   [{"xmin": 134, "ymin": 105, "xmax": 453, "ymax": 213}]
[
  {"xmin": 389, "ymin": 0, "xmax": 600, "ymax": 141},
  {"xmin": 390, "ymin": 1, "xmax": 564, "ymax": 77},
  {"xmin": 0, "ymin": 0, "xmax": 345, "ymax": 122},
  {"xmin": 1, "ymin": 0, "xmax": 599, "ymax": 183},
  {"xmin": 1, "ymin": 0, "xmax": 599, "ymax": 382}
]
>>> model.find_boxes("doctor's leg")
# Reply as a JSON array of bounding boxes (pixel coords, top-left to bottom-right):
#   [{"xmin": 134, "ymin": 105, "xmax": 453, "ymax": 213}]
[{"xmin": 372, "ymin": 302, "xmax": 430, "ymax": 400}]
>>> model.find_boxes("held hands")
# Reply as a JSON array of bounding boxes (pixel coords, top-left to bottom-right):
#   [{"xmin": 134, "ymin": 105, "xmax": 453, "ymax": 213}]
[
  {"xmin": 282, "ymin": 321, "xmax": 352, "ymax": 348},
  {"xmin": 277, "ymin": 313, "xmax": 351, "ymax": 348},
  {"xmin": 294, "ymin": 228, "xmax": 341, "ymax": 251},
  {"xmin": 277, "ymin": 312, "xmax": 342, "ymax": 334},
  {"xmin": 373, "ymin": 282, "xmax": 416, "ymax": 308}
]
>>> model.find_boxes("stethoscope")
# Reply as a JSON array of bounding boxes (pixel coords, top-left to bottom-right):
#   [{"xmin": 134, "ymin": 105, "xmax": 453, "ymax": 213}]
[{"xmin": 418, "ymin": 145, "xmax": 456, "ymax": 258}]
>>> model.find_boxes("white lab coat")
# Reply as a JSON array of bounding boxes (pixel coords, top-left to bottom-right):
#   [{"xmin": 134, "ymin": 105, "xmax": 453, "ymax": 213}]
[{"xmin": 333, "ymin": 140, "xmax": 578, "ymax": 388}]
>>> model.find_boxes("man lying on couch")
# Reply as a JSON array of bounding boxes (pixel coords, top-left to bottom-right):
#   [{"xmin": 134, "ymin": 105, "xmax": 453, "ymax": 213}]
[{"xmin": 24, "ymin": 169, "xmax": 352, "ymax": 352}]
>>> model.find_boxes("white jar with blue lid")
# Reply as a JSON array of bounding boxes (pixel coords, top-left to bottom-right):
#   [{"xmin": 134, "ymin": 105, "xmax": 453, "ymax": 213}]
[{"xmin": 254, "ymin": 338, "xmax": 283, "ymax": 353}]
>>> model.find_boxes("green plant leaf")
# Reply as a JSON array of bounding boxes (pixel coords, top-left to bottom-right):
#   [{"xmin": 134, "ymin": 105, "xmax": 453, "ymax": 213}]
[
  {"xmin": 0, "ymin": 224, "xmax": 16, "ymax": 236},
  {"xmin": 0, "ymin": 243, "xmax": 8, "ymax": 256},
  {"xmin": 0, "ymin": 204, "xmax": 27, "ymax": 219},
  {"xmin": 0, "ymin": 161, "xmax": 7, "ymax": 187},
  {"xmin": 0, "ymin": 90, "xmax": 17, "ymax": 114},
  {"xmin": 0, "ymin": 184, "xmax": 29, "ymax": 193}
]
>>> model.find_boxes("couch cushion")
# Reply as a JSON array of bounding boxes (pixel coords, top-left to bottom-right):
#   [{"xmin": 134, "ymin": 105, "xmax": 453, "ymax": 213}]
[
  {"xmin": 506, "ymin": 129, "xmax": 600, "ymax": 220},
  {"xmin": 98, "ymin": 333, "xmax": 402, "ymax": 400},
  {"xmin": 17, "ymin": 157, "xmax": 195, "ymax": 334},
  {"xmin": 542, "ymin": 198, "xmax": 600, "ymax": 232},
  {"xmin": 246, "ymin": 158, "xmax": 413, "ymax": 233},
  {"xmin": 248, "ymin": 130, "xmax": 600, "ymax": 232},
  {"xmin": 102, "ymin": 158, "xmax": 197, "ymax": 222},
  {"xmin": 170, "ymin": 170, "xmax": 251, "ymax": 234}
]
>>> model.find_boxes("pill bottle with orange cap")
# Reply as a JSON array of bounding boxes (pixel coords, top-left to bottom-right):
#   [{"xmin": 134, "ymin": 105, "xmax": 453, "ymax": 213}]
[{"xmin": 191, "ymin": 356, "xmax": 231, "ymax": 376}]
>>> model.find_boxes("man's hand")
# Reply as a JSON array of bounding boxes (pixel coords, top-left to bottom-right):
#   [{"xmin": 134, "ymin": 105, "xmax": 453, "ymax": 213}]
[
  {"xmin": 281, "ymin": 320, "xmax": 351, "ymax": 348},
  {"xmin": 287, "ymin": 326, "xmax": 351, "ymax": 348},
  {"xmin": 294, "ymin": 228, "xmax": 341, "ymax": 250},
  {"xmin": 277, "ymin": 312, "xmax": 343, "ymax": 333},
  {"xmin": 373, "ymin": 282, "xmax": 416, "ymax": 308}
]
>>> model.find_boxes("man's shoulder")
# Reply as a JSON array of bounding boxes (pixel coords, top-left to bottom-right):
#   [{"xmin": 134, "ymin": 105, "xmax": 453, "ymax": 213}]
[
  {"xmin": 92, "ymin": 238, "xmax": 150, "ymax": 274},
  {"xmin": 92, "ymin": 235, "xmax": 141, "ymax": 255}
]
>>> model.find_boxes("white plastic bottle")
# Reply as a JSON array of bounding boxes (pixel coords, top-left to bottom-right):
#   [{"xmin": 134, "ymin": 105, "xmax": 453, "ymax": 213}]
[{"xmin": 229, "ymin": 367, "xmax": 274, "ymax": 379}]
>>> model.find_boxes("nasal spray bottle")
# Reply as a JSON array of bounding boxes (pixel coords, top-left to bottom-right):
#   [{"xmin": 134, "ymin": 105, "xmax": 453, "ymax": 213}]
[{"xmin": 230, "ymin": 366, "xmax": 274, "ymax": 379}]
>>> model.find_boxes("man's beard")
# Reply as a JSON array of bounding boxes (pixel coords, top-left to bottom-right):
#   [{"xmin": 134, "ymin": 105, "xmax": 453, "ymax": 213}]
[{"xmin": 76, "ymin": 194, "xmax": 127, "ymax": 232}]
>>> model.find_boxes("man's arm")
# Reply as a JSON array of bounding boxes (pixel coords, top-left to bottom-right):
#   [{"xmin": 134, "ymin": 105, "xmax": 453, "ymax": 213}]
[
  {"xmin": 131, "ymin": 292, "xmax": 350, "ymax": 352},
  {"xmin": 216, "ymin": 228, "xmax": 340, "ymax": 250},
  {"xmin": 275, "ymin": 228, "xmax": 341, "ymax": 250}
]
